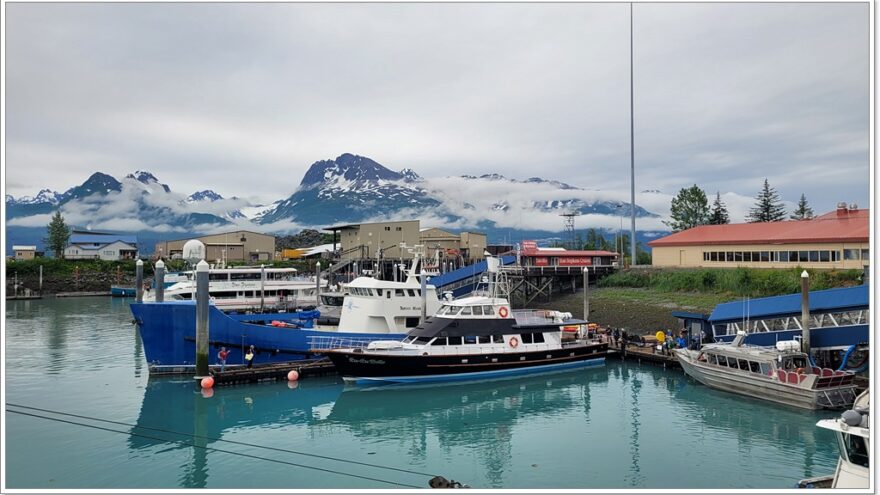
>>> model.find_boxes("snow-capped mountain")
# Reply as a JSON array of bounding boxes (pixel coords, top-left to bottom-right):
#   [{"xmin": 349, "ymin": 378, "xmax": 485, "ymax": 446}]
[
  {"xmin": 185, "ymin": 190, "xmax": 246, "ymax": 219},
  {"xmin": 258, "ymin": 153, "xmax": 439, "ymax": 225},
  {"xmin": 7, "ymin": 154, "xmax": 668, "ymax": 253}
]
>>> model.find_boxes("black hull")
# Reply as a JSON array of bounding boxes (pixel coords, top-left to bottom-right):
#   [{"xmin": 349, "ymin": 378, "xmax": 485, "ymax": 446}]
[{"xmin": 325, "ymin": 342, "xmax": 608, "ymax": 381}]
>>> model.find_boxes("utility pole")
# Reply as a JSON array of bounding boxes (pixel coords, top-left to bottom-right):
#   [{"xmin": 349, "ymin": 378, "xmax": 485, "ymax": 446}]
[{"xmin": 629, "ymin": 2, "xmax": 637, "ymax": 265}]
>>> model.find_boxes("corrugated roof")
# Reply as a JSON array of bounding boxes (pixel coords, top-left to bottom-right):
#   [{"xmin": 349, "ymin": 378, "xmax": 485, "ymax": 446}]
[
  {"xmin": 648, "ymin": 209, "xmax": 868, "ymax": 247},
  {"xmin": 708, "ymin": 284, "xmax": 868, "ymax": 323},
  {"xmin": 70, "ymin": 233, "xmax": 138, "ymax": 244},
  {"xmin": 524, "ymin": 248, "xmax": 619, "ymax": 257}
]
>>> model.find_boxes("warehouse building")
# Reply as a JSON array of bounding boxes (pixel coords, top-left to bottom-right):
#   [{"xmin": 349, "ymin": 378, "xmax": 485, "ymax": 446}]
[
  {"xmin": 648, "ymin": 204, "xmax": 869, "ymax": 270},
  {"xmin": 155, "ymin": 230, "xmax": 276, "ymax": 262},
  {"xmin": 325, "ymin": 221, "xmax": 487, "ymax": 262}
]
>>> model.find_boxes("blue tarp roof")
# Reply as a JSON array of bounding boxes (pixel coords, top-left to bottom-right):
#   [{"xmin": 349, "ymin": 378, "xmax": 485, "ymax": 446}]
[
  {"xmin": 70, "ymin": 233, "xmax": 138, "ymax": 245},
  {"xmin": 426, "ymin": 255, "xmax": 516, "ymax": 288},
  {"xmin": 709, "ymin": 284, "xmax": 868, "ymax": 323}
]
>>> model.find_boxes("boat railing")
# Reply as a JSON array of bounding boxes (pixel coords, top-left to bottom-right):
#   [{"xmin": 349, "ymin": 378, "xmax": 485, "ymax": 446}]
[
  {"xmin": 308, "ymin": 335, "xmax": 378, "ymax": 352},
  {"xmin": 512, "ymin": 309, "xmax": 573, "ymax": 326}
]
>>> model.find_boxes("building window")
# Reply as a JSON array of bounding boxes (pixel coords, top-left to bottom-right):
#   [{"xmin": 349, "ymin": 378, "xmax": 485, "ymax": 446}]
[
  {"xmin": 710, "ymin": 252, "xmax": 718, "ymax": 261},
  {"xmin": 809, "ymin": 251, "xmax": 819, "ymax": 262},
  {"xmin": 734, "ymin": 252, "xmax": 743, "ymax": 262},
  {"xmin": 384, "ymin": 227, "xmax": 391, "ymax": 231},
  {"xmin": 778, "ymin": 251, "xmax": 789, "ymax": 262},
  {"xmin": 844, "ymin": 249, "xmax": 860, "ymax": 260},
  {"xmin": 703, "ymin": 252, "xmax": 709, "ymax": 261},
  {"xmin": 742, "ymin": 252, "xmax": 751, "ymax": 262},
  {"xmin": 395, "ymin": 227, "xmax": 402, "ymax": 231},
  {"xmin": 819, "ymin": 251, "xmax": 830, "ymax": 262},
  {"xmin": 861, "ymin": 249, "xmax": 869, "ymax": 261},
  {"xmin": 798, "ymin": 251, "xmax": 809, "ymax": 263},
  {"xmin": 760, "ymin": 252, "xmax": 770, "ymax": 262},
  {"xmin": 831, "ymin": 251, "xmax": 841, "ymax": 262}
]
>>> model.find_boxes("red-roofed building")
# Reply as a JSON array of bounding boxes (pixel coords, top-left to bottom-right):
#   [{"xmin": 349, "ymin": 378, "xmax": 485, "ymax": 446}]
[
  {"xmin": 648, "ymin": 204, "xmax": 869, "ymax": 269},
  {"xmin": 521, "ymin": 240, "xmax": 619, "ymax": 267}
]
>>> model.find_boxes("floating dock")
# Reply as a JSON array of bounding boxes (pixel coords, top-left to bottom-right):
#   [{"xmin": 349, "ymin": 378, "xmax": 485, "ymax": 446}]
[
  {"xmin": 612, "ymin": 341, "xmax": 681, "ymax": 368},
  {"xmin": 56, "ymin": 291, "xmax": 112, "ymax": 298},
  {"xmin": 211, "ymin": 358, "xmax": 336, "ymax": 386}
]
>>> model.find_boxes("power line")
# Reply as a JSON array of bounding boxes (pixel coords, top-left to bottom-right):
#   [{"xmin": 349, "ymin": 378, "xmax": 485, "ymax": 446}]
[
  {"xmin": 7, "ymin": 402, "xmax": 437, "ymax": 478},
  {"xmin": 6, "ymin": 408, "xmax": 423, "ymax": 489}
]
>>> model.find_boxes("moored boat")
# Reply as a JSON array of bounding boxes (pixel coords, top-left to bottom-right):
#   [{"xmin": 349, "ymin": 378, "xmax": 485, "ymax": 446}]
[
  {"xmin": 675, "ymin": 334, "xmax": 858, "ymax": 410},
  {"xmin": 797, "ymin": 390, "xmax": 869, "ymax": 488},
  {"xmin": 130, "ymin": 258, "xmax": 443, "ymax": 371},
  {"xmin": 319, "ymin": 294, "xmax": 608, "ymax": 385}
]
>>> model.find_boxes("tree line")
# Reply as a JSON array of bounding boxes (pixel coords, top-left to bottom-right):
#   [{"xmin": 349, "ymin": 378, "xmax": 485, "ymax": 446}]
[{"xmin": 664, "ymin": 178, "xmax": 815, "ymax": 233}]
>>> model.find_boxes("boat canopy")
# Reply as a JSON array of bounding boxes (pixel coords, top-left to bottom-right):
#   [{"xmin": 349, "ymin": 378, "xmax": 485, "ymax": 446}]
[{"xmin": 709, "ymin": 285, "xmax": 868, "ymax": 323}]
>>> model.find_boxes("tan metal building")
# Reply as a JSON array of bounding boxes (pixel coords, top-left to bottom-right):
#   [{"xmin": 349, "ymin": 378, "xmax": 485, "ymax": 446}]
[
  {"xmin": 648, "ymin": 206, "xmax": 869, "ymax": 270},
  {"xmin": 419, "ymin": 228, "xmax": 461, "ymax": 253},
  {"xmin": 327, "ymin": 221, "xmax": 421, "ymax": 260},
  {"xmin": 12, "ymin": 245, "xmax": 37, "ymax": 261},
  {"xmin": 155, "ymin": 230, "xmax": 276, "ymax": 262},
  {"xmin": 458, "ymin": 231, "xmax": 487, "ymax": 261}
]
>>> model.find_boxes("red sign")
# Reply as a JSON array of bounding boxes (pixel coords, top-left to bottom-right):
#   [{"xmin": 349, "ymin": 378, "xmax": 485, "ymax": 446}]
[
  {"xmin": 559, "ymin": 257, "xmax": 592, "ymax": 266},
  {"xmin": 533, "ymin": 257, "xmax": 549, "ymax": 266},
  {"xmin": 522, "ymin": 241, "xmax": 538, "ymax": 251}
]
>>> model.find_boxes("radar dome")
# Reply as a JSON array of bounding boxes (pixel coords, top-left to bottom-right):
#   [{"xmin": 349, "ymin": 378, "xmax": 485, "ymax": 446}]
[{"xmin": 182, "ymin": 240, "xmax": 206, "ymax": 265}]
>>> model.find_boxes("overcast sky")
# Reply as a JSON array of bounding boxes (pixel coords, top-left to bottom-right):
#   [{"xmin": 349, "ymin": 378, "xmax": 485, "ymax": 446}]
[{"xmin": 4, "ymin": 2, "xmax": 870, "ymax": 217}]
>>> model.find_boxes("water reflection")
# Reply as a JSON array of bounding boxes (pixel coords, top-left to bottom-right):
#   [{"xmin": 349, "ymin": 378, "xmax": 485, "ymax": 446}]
[{"xmin": 327, "ymin": 368, "xmax": 610, "ymax": 484}]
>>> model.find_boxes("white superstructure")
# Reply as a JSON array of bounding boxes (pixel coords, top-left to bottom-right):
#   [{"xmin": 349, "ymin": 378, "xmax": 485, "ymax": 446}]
[{"xmin": 145, "ymin": 266, "xmax": 326, "ymax": 310}]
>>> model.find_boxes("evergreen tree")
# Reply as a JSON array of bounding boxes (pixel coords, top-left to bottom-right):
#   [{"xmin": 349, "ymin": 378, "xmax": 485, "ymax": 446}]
[
  {"xmin": 584, "ymin": 228, "xmax": 601, "ymax": 250},
  {"xmin": 664, "ymin": 185, "xmax": 710, "ymax": 232},
  {"xmin": 45, "ymin": 211, "xmax": 70, "ymax": 258},
  {"xmin": 747, "ymin": 179, "xmax": 787, "ymax": 222},
  {"xmin": 790, "ymin": 193, "xmax": 814, "ymax": 220},
  {"xmin": 708, "ymin": 191, "xmax": 730, "ymax": 225}
]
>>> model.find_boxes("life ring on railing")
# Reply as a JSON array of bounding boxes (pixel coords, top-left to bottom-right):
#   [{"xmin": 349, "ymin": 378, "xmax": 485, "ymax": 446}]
[
  {"xmin": 509, "ymin": 337, "xmax": 519, "ymax": 348},
  {"xmin": 796, "ymin": 367, "xmax": 805, "ymax": 375},
  {"xmin": 499, "ymin": 307, "xmax": 509, "ymax": 318}
]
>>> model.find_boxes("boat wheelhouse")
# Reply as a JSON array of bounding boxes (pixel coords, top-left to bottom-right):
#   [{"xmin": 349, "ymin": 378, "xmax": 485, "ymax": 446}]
[
  {"xmin": 675, "ymin": 335, "xmax": 858, "ymax": 410},
  {"xmin": 319, "ymin": 294, "xmax": 608, "ymax": 385},
  {"xmin": 798, "ymin": 391, "xmax": 870, "ymax": 488}
]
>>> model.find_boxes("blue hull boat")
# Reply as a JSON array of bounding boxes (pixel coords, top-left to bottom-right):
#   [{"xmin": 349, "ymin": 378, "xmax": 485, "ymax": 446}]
[{"xmin": 130, "ymin": 301, "xmax": 405, "ymax": 370}]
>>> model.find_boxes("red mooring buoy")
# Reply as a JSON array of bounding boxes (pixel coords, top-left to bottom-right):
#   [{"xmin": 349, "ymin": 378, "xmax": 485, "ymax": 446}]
[
  {"xmin": 287, "ymin": 370, "xmax": 300, "ymax": 382},
  {"xmin": 200, "ymin": 376, "xmax": 215, "ymax": 389}
]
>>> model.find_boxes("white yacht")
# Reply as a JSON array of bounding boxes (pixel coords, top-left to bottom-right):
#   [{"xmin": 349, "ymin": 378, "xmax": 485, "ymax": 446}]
[
  {"xmin": 798, "ymin": 390, "xmax": 869, "ymax": 488},
  {"xmin": 144, "ymin": 266, "xmax": 327, "ymax": 311},
  {"xmin": 316, "ymin": 258, "xmax": 442, "ymax": 334}
]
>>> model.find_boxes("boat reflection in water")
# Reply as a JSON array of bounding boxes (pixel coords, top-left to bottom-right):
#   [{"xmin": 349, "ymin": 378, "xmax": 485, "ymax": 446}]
[{"xmin": 325, "ymin": 367, "xmax": 610, "ymax": 486}]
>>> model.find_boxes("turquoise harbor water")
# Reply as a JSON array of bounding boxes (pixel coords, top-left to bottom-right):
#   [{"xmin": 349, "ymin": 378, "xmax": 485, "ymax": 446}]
[{"xmin": 6, "ymin": 297, "xmax": 841, "ymax": 489}]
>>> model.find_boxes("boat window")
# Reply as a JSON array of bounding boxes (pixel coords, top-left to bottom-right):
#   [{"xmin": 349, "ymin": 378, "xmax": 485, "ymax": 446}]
[
  {"xmin": 432, "ymin": 337, "xmax": 447, "ymax": 346},
  {"xmin": 464, "ymin": 335, "xmax": 477, "ymax": 344},
  {"xmin": 483, "ymin": 306, "xmax": 494, "ymax": 315},
  {"xmin": 414, "ymin": 336, "xmax": 432, "ymax": 345},
  {"xmin": 792, "ymin": 357, "xmax": 807, "ymax": 368},
  {"xmin": 748, "ymin": 361, "xmax": 761, "ymax": 373},
  {"xmin": 407, "ymin": 289, "xmax": 416, "ymax": 297},
  {"xmin": 375, "ymin": 289, "xmax": 382, "ymax": 296},
  {"xmin": 840, "ymin": 433, "xmax": 870, "ymax": 468},
  {"xmin": 737, "ymin": 359, "xmax": 749, "ymax": 370},
  {"xmin": 534, "ymin": 333, "xmax": 545, "ymax": 344},
  {"xmin": 387, "ymin": 291, "xmax": 391, "ymax": 299},
  {"xmin": 472, "ymin": 306, "xmax": 484, "ymax": 316},
  {"xmin": 520, "ymin": 333, "xmax": 534, "ymax": 344},
  {"xmin": 707, "ymin": 354, "xmax": 717, "ymax": 364},
  {"xmin": 493, "ymin": 335, "xmax": 504, "ymax": 344},
  {"xmin": 405, "ymin": 317, "xmax": 420, "ymax": 328},
  {"xmin": 403, "ymin": 336, "xmax": 416, "ymax": 343},
  {"xmin": 448, "ymin": 336, "xmax": 463, "ymax": 346},
  {"xmin": 716, "ymin": 355, "xmax": 727, "ymax": 366},
  {"xmin": 459, "ymin": 306, "xmax": 473, "ymax": 316},
  {"xmin": 477, "ymin": 336, "xmax": 492, "ymax": 344},
  {"xmin": 395, "ymin": 289, "xmax": 405, "ymax": 297},
  {"xmin": 759, "ymin": 363, "xmax": 771, "ymax": 375},
  {"xmin": 437, "ymin": 305, "xmax": 451, "ymax": 316}
]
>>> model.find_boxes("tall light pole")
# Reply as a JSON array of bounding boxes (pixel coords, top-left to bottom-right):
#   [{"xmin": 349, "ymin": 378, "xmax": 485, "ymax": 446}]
[{"xmin": 629, "ymin": 2, "xmax": 637, "ymax": 265}]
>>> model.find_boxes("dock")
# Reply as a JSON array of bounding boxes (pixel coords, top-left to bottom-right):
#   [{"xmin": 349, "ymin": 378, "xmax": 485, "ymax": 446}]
[
  {"xmin": 212, "ymin": 358, "xmax": 336, "ymax": 386},
  {"xmin": 56, "ymin": 291, "xmax": 112, "ymax": 298},
  {"xmin": 6, "ymin": 294, "xmax": 43, "ymax": 300},
  {"xmin": 611, "ymin": 341, "xmax": 681, "ymax": 368}
]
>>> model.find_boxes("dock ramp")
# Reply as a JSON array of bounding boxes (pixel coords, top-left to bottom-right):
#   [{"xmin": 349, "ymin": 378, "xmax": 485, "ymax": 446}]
[{"xmin": 425, "ymin": 256, "xmax": 516, "ymax": 297}]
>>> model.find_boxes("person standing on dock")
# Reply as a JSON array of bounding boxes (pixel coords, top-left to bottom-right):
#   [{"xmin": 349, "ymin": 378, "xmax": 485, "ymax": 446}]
[
  {"xmin": 245, "ymin": 345, "xmax": 255, "ymax": 369},
  {"xmin": 217, "ymin": 347, "xmax": 229, "ymax": 372}
]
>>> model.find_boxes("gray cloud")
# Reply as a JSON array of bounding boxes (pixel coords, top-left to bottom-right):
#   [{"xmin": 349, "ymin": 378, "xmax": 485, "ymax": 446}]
[{"xmin": 5, "ymin": 2, "xmax": 869, "ymax": 218}]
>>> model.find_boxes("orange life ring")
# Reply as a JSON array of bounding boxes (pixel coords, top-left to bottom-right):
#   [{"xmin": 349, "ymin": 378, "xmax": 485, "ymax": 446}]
[
  {"xmin": 509, "ymin": 337, "xmax": 519, "ymax": 348},
  {"xmin": 796, "ymin": 367, "xmax": 805, "ymax": 374},
  {"xmin": 499, "ymin": 307, "xmax": 509, "ymax": 318}
]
